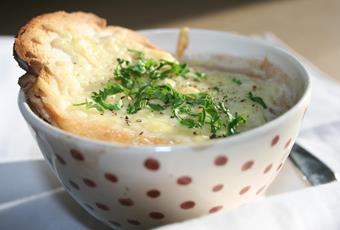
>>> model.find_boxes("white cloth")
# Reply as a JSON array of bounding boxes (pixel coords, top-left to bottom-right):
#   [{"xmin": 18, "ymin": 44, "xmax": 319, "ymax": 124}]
[
  {"xmin": 0, "ymin": 36, "xmax": 40, "ymax": 162},
  {"xmin": 158, "ymin": 182, "xmax": 340, "ymax": 230},
  {"xmin": 0, "ymin": 34, "xmax": 340, "ymax": 230}
]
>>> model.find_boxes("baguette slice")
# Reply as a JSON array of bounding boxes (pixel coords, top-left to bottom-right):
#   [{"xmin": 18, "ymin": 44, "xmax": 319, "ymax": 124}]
[{"xmin": 15, "ymin": 11, "xmax": 177, "ymax": 145}]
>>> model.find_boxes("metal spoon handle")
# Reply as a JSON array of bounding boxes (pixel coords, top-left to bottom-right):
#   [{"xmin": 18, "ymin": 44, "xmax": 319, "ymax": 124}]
[{"xmin": 289, "ymin": 144, "xmax": 337, "ymax": 186}]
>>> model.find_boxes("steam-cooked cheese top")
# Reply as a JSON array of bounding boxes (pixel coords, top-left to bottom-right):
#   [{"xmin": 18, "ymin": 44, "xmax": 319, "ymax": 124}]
[{"xmin": 49, "ymin": 32, "xmax": 292, "ymax": 144}]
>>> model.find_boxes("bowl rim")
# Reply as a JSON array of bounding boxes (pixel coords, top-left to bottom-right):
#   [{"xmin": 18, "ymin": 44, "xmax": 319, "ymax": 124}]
[{"xmin": 17, "ymin": 28, "xmax": 311, "ymax": 153}]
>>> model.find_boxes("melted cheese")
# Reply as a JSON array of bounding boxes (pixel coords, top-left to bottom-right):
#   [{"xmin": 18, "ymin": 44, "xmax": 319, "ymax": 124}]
[{"xmin": 50, "ymin": 31, "xmax": 293, "ymax": 144}]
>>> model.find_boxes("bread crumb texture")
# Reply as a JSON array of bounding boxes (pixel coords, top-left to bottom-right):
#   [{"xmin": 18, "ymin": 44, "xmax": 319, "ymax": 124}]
[{"xmin": 15, "ymin": 11, "xmax": 177, "ymax": 145}]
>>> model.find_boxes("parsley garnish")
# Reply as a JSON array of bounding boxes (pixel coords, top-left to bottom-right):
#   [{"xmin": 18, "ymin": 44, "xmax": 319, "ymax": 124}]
[
  {"xmin": 75, "ymin": 50, "xmax": 248, "ymax": 138},
  {"xmin": 195, "ymin": 72, "xmax": 207, "ymax": 79},
  {"xmin": 248, "ymin": 92, "xmax": 267, "ymax": 109},
  {"xmin": 212, "ymin": 86, "xmax": 220, "ymax": 91},
  {"xmin": 232, "ymin": 78, "xmax": 242, "ymax": 85},
  {"xmin": 228, "ymin": 114, "xmax": 247, "ymax": 135},
  {"xmin": 91, "ymin": 83, "xmax": 124, "ymax": 111},
  {"xmin": 74, "ymin": 99, "xmax": 104, "ymax": 114}
]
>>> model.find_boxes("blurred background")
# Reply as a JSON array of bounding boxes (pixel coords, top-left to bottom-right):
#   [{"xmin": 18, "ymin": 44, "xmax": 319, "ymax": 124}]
[{"xmin": 1, "ymin": 0, "xmax": 340, "ymax": 80}]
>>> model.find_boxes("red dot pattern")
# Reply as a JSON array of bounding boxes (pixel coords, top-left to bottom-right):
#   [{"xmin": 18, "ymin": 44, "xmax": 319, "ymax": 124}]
[
  {"xmin": 96, "ymin": 202, "xmax": 110, "ymax": 211},
  {"xmin": 55, "ymin": 154, "xmax": 66, "ymax": 165},
  {"xmin": 177, "ymin": 176, "xmax": 192, "ymax": 185},
  {"xmin": 180, "ymin": 201, "xmax": 195, "ymax": 209},
  {"xmin": 271, "ymin": 135, "xmax": 280, "ymax": 147},
  {"xmin": 209, "ymin": 205, "xmax": 223, "ymax": 214},
  {"xmin": 147, "ymin": 189, "xmax": 160, "ymax": 198},
  {"xmin": 64, "ymin": 146, "xmax": 282, "ymax": 219},
  {"xmin": 212, "ymin": 184, "xmax": 224, "ymax": 192},
  {"xmin": 118, "ymin": 198, "xmax": 134, "ymax": 207},
  {"xmin": 263, "ymin": 163, "xmax": 273, "ymax": 174},
  {"xmin": 241, "ymin": 160, "xmax": 254, "ymax": 171},
  {"xmin": 239, "ymin": 186, "xmax": 251, "ymax": 195},
  {"xmin": 149, "ymin": 212, "xmax": 165, "ymax": 219},
  {"xmin": 127, "ymin": 219, "xmax": 140, "ymax": 226},
  {"xmin": 214, "ymin": 155, "xmax": 228, "ymax": 166},
  {"xmin": 105, "ymin": 173, "xmax": 118, "ymax": 183},
  {"xmin": 83, "ymin": 178, "xmax": 96, "ymax": 188},
  {"xmin": 70, "ymin": 149, "xmax": 84, "ymax": 161},
  {"xmin": 69, "ymin": 180, "xmax": 79, "ymax": 190},
  {"xmin": 144, "ymin": 158, "xmax": 160, "ymax": 171}
]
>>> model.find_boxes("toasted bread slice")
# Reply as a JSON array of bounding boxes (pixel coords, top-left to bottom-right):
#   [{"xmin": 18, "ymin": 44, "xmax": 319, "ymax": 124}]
[{"xmin": 15, "ymin": 11, "xmax": 177, "ymax": 145}]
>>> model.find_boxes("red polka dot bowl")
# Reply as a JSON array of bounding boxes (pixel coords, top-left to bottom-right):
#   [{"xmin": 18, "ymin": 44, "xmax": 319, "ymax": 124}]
[{"xmin": 18, "ymin": 29, "xmax": 311, "ymax": 229}]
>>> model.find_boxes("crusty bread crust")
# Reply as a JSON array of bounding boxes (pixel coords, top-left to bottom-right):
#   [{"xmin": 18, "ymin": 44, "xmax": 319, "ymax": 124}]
[{"xmin": 15, "ymin": 11, "xmax": 173, "ymax": 145}]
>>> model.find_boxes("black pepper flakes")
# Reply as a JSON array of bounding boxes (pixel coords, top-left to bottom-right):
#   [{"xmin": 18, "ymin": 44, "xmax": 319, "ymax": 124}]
[
  {"xmin": 125, "ymin": 116, "xmax": 131, "ymax": 126},
  {"xmin": 269, "ymin": 107, "xmax": 275, "ymax": 114}
]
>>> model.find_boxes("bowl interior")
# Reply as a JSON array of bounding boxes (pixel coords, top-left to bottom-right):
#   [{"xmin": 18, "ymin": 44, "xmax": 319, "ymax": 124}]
[
  {"xmin": 18, "ymin": 29, "xmax": 310, "ymax": 152},
  {"xmin": 140, "ymin": 28, "xmax": 307, "ymax": 104}
]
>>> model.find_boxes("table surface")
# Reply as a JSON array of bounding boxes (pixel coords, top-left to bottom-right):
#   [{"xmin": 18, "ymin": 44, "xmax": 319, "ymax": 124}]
[
  {"xmin": 154, "ymin": 0, "xmax": 340, "ymax": 82},
  {"xmin": 1, "ymin": 0, "xmax": 339, "ymax": 81}
]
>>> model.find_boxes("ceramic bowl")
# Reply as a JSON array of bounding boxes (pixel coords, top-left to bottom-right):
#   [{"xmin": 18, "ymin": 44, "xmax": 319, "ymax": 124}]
[{"xmin": 18, "ymin": 29, "xmax": 311, "ymax": 230}]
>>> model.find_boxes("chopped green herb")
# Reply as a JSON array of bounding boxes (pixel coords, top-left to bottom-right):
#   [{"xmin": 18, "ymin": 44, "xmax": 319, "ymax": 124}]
[
  {"xmin": 73, "ymin": 99, "xmax": 104, "ymax": 114},
  {"xmin": 212, "ymin": 86, "xmax": 220, "ymax": 91},
  {"xmin": 195, "ymin": 71, "xmax": 207, "ymax": 79},
  {"xmin": 228, "ymin": 114, "xmax": 247, "ymax": 135},
  {"xmin": 232, "ymin": 78, "xmax": 242, "ymax": 85},
  {"xmin": 128, "ymin": 49, "xmax": 144, "ymax": 59},
  {"xmin": 75, "ymin": 50, "xmax": 248, "ymax": 137},
  {"xmin": 148, "ymin": 103, "xmax": 165, "ymax": 111},
  {"xmin": 248, "ymin": 92, "xmax": 267, "ymax": 109},
  {"xmin": 91, "ymin": 83, "xmax": 124, "ymax": 111}
]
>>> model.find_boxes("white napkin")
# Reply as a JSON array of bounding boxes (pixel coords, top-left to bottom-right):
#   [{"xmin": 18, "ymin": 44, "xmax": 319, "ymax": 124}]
[
  {"xmin": 0, "ymin": 36, "xmax": 41, "ymax": 163},
  {"xmin": 158, "ymin": 182, "xmax": 340, "ymax": 230}
]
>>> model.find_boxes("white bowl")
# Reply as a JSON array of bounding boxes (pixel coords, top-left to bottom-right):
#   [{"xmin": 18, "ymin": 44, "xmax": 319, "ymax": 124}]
[{"xmin": 18, "ymin": 29, "xmax": 311, "ymax": 230}]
